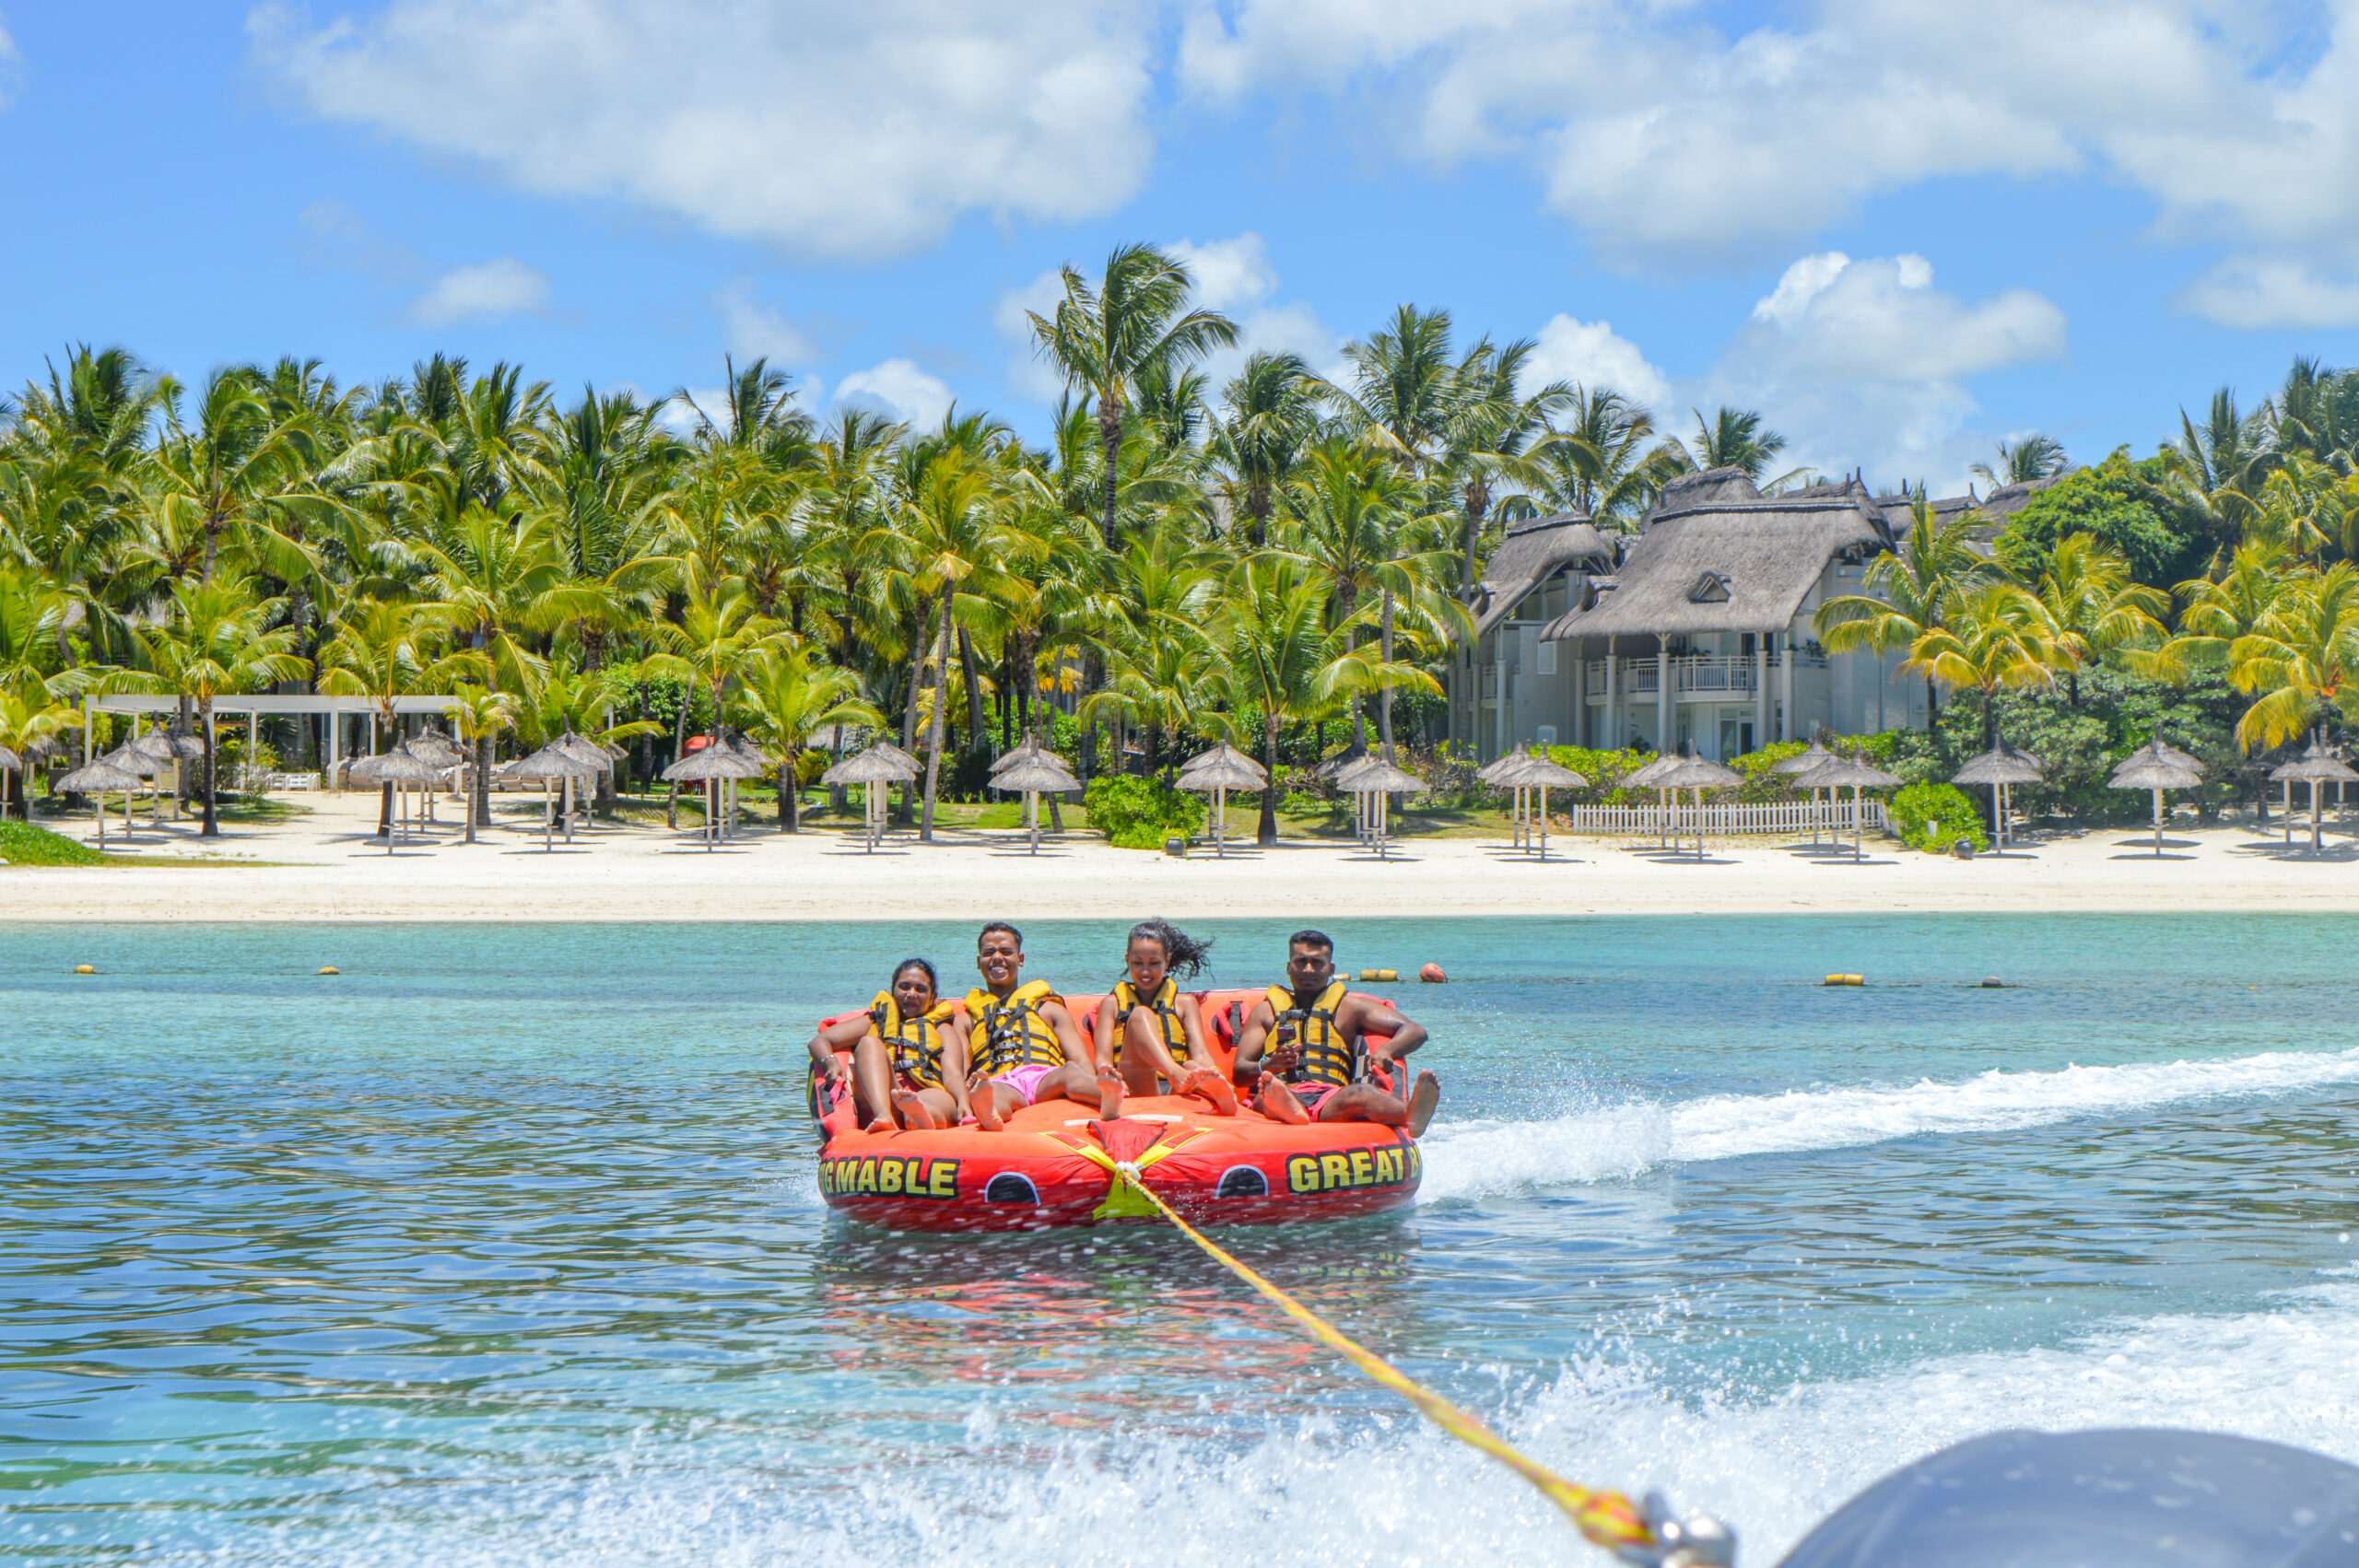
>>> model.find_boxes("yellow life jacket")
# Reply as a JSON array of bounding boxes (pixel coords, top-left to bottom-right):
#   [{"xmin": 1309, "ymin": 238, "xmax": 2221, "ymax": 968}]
[
  {"xmin": 966, "ymin": 980, "xmax": 1066, "ymax": 1078},
  {"xmin": 871, "ymin": 989, "xmax": 957, "ymax": 1092},
  {"xmin": 1264, "ymin": 979, "xmax": 1357, "ymax": 1088},
  {"xmin": 1109, "ymin": 976, "xmax": 1190, "ymax": 1066}
]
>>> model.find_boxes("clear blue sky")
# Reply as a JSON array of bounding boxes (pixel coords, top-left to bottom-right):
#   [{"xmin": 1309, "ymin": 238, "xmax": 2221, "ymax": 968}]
[{"xmin": 4, "ymin": 2, "xmax": 2356, "ymax": 491}]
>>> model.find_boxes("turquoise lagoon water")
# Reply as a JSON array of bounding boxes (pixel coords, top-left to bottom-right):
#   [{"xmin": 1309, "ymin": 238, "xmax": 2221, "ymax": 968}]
[{"xmin": 3, "ymin": 915, "xmax": 2356, "ymax": 1565}]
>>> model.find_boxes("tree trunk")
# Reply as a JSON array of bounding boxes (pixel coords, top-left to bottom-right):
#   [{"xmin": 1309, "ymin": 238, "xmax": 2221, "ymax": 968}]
[
  {"xmin": 379, "ymin": 782, "xmax": 395, "ymax": 838},
  {"xmin": 1379, "ymin": 589, "xmax": 1397, "ymax": 763},
  {"xmin": 198, "ymin": 699, "xmax": 218, "ymax": 837},
  {"xmin": 780, "ymin": 753, "xmax": 798, "ymax": 831},
  {"xmin": 1258, "ymin": 718, "xmax": 1280, "ymax": 846},
  {"xmin": 957, "ymin": 626, "xmax": 988, "ymax": 756},
  {"xmin": 1247, "ymin": 482, "xmax": 1270, "ymax": 549},
  {"xmin": 1098, "ymin": 403, "xmax": 1123, "ymax": 550},
  {"xmin": 920, "ymin": 592, "xmax": 954, "ymax": 841},
  {"xmin": 667, "ymin": 696, "xmax": 687, "ymax": 830},
  {"xmin": 898, "ymin": 601, "xmax": 927, "ymax": 822},
  {"xmin": 467, "ymin": 733, "xmax": 486, "ymax": 843}
]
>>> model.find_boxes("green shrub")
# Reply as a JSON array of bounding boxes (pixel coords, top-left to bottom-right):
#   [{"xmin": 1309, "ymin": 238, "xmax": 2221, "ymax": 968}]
[
  {"xmin": 1889, "ymin": 782, "xmax": 1989, "ymax": 853},
  {"xmin": 0, "ymin": 820, "xmax": 110, "ymax": 866},
  {"xmin": 1084, "ymin": 775, "xmax": 1205, "ymax": 850}
]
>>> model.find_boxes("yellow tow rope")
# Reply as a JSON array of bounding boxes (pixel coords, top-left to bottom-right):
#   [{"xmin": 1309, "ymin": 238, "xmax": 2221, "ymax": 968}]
[{"xmin": 1073, "ymin": 1143, "xmax": 1678, "ymax": 1563}]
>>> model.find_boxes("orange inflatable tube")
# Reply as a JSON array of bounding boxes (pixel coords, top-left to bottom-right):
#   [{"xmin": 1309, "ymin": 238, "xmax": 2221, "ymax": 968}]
[{"xmin": 809, "ymin": 989, "xmax": 1423, "ymax": 1232}]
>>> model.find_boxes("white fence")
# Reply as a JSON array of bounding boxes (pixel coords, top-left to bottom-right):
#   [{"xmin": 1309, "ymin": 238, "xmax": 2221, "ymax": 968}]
[{"xmin": 1564, "ymin": 800, "xmax": 1887, "ymax": 837}]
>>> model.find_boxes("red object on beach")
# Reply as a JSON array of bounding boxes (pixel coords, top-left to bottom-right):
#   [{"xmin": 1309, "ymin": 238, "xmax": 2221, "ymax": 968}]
[
  {"xmin": 1419, "ymin": 963, "xmax": 1447, "ymax": 984},
  {"xmin": 809, "ymin": 989, "xmax": 1423, "ymax": 1231}
]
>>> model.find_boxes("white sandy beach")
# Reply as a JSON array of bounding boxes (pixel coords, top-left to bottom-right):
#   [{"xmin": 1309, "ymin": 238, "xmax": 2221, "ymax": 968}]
[{"xmin": 3, "ymin": 789, "xmax": 2353, "ymax": 921}]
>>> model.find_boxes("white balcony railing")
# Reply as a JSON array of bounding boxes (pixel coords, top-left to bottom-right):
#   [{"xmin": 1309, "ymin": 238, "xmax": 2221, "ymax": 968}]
[{"xmin": 1581, "ymin": 649, "xmax": 1834, "ymax": 700}]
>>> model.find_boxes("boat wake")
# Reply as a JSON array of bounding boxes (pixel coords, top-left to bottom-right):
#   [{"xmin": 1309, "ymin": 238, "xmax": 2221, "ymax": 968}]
[
  {"xmin": 1418, "ymin": 1045, "xmax": 2359, "ymax": 1201},
  {"xmin": 136, "ymin": 1279, "xmax": 2359, "ymax": 1567}
]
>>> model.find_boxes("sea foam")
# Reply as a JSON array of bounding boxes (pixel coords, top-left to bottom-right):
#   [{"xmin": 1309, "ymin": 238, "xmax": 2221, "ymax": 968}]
[{"xmin": 1418, "ymin": 1045, "xmax": 2359, "ymax": 1201}]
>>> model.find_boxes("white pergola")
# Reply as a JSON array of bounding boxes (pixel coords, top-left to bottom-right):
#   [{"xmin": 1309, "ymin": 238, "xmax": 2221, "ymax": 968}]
[{"xmin": 85, "ymin": 693, "xmax": 459, "ymax": 774}]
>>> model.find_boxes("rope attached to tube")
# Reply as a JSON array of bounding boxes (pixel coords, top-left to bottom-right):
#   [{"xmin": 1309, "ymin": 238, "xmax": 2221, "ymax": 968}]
[{"xmin": 1074, "ymin": 1145, "xmax": 1720, "ymax": 1565}]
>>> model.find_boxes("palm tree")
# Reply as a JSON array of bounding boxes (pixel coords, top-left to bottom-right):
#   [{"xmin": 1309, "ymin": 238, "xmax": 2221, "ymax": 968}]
[
  {"xmin": 2248, "ymin": 454, "xmax": 2354, "ymax": 565},
  {"xmin": 442, "ymin": 685, "xmax": 517, "ymax": 842},
  {"xmin": 145, "ymin": 579, "xmax": 311, "ymax": 836},
  {"xmin": 2165, "ymin": 388, "xmax": 2273, "ymax": 553},
  {"xmin": 1206, "ymin": 556, "xmax": 1438, "ymax": 844},
  {"xmin": 414, "ymin": 509, "xmax": 593, "ymax": 696},
  {"xmin": 1213, "ymin": 351, "xmax": 1320, "ymax": 547},
  {"xmin": 1815, "ymin": 496, "xmax": 1997, "ymax": 721},
  {"xmin": 876, "ymin": 445, "xmax": 1030, "ymax": 839},
  {"xmin": 147, "ymin": 368, "xmax": 323, "ymax": 586},
  {"xmin": 0, "ymin": 688, "xmax": 76, "ymax": 819},
  {"xmin": 732, "ymin": 647, "xmax": 881, "ymax": 829},
  {"xmin": 1027, "ymin": 242, "xmax": 1237, "ymax": 547},
  {"xmin": 1526, "ymin": 384, "xmax": 1677, "ymax": 531},
  {"xmin": 317, "ymin": 598, "xmax": 487, "ymax": 834},
  {"xmin": 1972, "ymin": 435, "xmax": 2071, "ymax": 488},
  {"xmin": 2225, "ymin": 562, "xmax": 2359, "ymax": 753},
  {"xmin": 2034, "ymin": 534, "xmax": 2168, "ymax": 704},
  {"xmin": 644, "ymin": 569, "xmax": 788, "ymax": 829},
  {"xmin": 1904, "ymin": 582, "xmax": 2059, "ymax": 747},
  {"xmin": 1682, "ymin": 406, "xmax": 1790, "ymax": 482}
]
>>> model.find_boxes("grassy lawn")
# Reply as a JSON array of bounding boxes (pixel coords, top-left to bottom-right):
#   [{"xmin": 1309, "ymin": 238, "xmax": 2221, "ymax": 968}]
[{"xmin": 0, "ymin": 820, "xmax": 111, "ymax": 866}]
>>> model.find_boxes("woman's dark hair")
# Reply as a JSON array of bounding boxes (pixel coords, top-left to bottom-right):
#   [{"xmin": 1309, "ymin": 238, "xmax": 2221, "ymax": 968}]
[
  {"xmin": 891, "ymin": 957, "xmax": 939, "ymax": 997},
  {"xmin": 1127, "ymin": 918, "xmax": 1214, "ymax": 978}
]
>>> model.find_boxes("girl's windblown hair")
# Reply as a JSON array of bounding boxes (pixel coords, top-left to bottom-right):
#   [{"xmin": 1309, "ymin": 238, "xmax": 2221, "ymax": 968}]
[{"xmin": 1127, "ymin": 918, "xmax": 1213, "ymax": 977}]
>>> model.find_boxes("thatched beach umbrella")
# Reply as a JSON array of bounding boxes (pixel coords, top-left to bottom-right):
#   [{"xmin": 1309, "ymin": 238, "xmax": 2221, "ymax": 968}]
[
  {"xmin": 1509, "ymin": 748, "xmax": 1586, "ymax": 862},
  {"xmin": 55, "ymin": 755, "xmax": 142, "ymax": 848},
  {"xmin": 513, "ymin": 742, "xmax": 603, "ymax": 850},
  {"xmin": 1484, "ymin": 745, "xmax": 1543, "ymax": 852},
  {"xmin": 1335, "ymin": 755, "xmax": 1422, "ymax": 860},
  {"xmin": 1620, "ymin": 748, "xmax": 1685, "ymax": 848},
  {"xmin": 661, "ymin": 741, "xmax": 749, "ymax": 850},
  {"xmin": 1649, "ymin": 743, "xmax": 1743, "ymax": 860},
  {"xmin": 2269, "ymin": 738, "xmax": 2357, "ymax": 853},
  {"xmin": 822, "ymin": 744, "xmax": 918, "ymax": 851},
  {"xmin": 1177, "ymin": 742, "xmax": 1265, "ymax": 859},
  {"xmin": 1799, "ymin": 752, "xmax": 1903, "ymax": 862},
  {"xmin": 1953, "ymin": 737, "xmax": 2044, "ymax": 850},
  {"xmin": 100, "ymin": 742, "xmax": 170, "ymax": 831},
  {"xmin": 348, "ymin": 744, "xmax": 443, "ymax": 852},
  {"xmin": 401, "ymin": 729, "xmax": 466, "ymax": 822},
  {"xmin": 990, "ymin": 737, "xmax": 1064, "ymax": 777},
  {"xmin": 995, "ymin": 753, "xmax": 1079, "ymax": 855},
  {"xmin": 2109, "ymin": 739, "xmax": 2203, "ymax": 858},
  {"xmin": 1773, "ymin": 733, "xmax": 1838, "ymax": 844}
]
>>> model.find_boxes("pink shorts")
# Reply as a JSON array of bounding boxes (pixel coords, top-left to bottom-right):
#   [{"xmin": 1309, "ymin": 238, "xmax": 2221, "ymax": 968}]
[
  {"xmin": 992, "ymin": 1064, "xmax": 1059, "ymax": 1105},
  {"xmin": 1290, "ymin": 1082, "xmax": 1340, "ymax": 1117}
]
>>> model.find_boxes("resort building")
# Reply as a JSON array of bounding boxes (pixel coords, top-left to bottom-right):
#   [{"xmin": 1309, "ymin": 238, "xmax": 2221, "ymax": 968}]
[{"xmin": 1462, "ymin": 467, "xmax": 1967, "ymax": 761}]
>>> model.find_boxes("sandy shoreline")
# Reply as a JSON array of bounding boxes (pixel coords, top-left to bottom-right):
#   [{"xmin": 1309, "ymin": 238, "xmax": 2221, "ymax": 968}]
[{"xmin": 3, "ymin": 790, "xmax": 2353, "ymax": 922}]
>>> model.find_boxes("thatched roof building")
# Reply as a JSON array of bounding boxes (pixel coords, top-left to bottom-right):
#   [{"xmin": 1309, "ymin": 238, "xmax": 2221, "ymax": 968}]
[{"xmin": 1471, "ymin": 511, "xmax": 1615, "ymax": 640}]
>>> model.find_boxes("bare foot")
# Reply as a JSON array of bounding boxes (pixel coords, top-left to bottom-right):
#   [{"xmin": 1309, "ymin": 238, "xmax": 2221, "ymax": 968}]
[
  {"xmin": 1406, "ymin": 1071, "xmax": 1440, "ymax": 1137},
  {"xmin": 893, "ymin": 1092, "xmax": 941, "ymax": 1130},
  {"xmin": 1178, "ymin": 1068, "xmax": 1238, "ymax": 1117},
  {"xmin": 1096, "ymin": 1071, "xmax": 1125, "ymax": 1122},
  {"xmin": 1254, "ymin": 1077, "xmax": 1309, "ymax": 1125},
  {"xmin": 965, "ymin": 1071, "xmax": 1003, "ymax": 1131},
  {"xmin": 863, "ymin": 1116, "xmax": 897, "ymax": 1134}
]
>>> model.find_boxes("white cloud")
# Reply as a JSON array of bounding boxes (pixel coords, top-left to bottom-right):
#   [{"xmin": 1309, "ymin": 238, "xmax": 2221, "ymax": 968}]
[
  {"xmin": 1557, "ymin": 252, "xmax": 2068, "ymax": 489},
  {"xmin": 250, "ymin": 0, "xmax": 1158, "ymax": 262},
  {"xmin": 1176, "ymin": 0, "xmax": 2359, "ymax": 312},
  {"xmin": 1733, "ymin": 252, "xmax": 2066, "ymax": 382},
  {"xmin": 1167, "ymin": 232, "xmax": 1278, "ymax": 311},
  {"xmin": 713, "ymin": 280, "xmax": 818, "ymax": 365},
  {"xmin": 2177, "ymin": 256, "xmax": 2359, "ymax": 328},
  {"xmin": 835, "ymin": 358, "xmax": 957, "ymax": 428},
  {"xmin": 409, "ymin": 258, "xmax": 552, "ymax": 326},
  {"xmin": 1526, "ymin": 314, "xmax": 1671, "ymax": 407},
  {"xmin": 0, "ymin": 21, "xmax": 23, "ymax": 110}
]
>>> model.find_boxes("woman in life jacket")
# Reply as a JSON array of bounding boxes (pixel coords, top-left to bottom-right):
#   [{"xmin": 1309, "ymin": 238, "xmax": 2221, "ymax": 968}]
[
  {"xmin": 962, "ymin": 920, "xmax": 1124, "ymax": 1130},
  {"xmin": 1092, "ymin": 918, "xmax": 1237, "ymax": 1114},
  {"xmin": 1232, "ymin": 928, "xmax": 1441, "ymax": 1134},
  {"xmin": 805, "ymin": 957, "xmax": 971, "ymax": 1131}
]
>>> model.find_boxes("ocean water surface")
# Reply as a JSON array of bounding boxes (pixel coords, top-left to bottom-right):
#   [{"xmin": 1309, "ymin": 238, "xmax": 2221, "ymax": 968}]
[{"xmin": 3, "ymin": 914, "xmax": 2356, "ymax": 1565}]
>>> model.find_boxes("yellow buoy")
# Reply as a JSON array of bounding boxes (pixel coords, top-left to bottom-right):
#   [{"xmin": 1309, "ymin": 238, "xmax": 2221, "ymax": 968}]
[
  {"xmin": 318, "ymin": 965, "xmax": 340, "ymax": 976},
  {"xmin": 73, "ymin": 964, "xmax": 95, "ymax": 975},
  {"xmin": 1358, "ymin": 968, "xmax": 1400, "ymax": 982},
  {"xmin": 1823, "ymin": 973, "xmax": 1864, "ymax": 987}
]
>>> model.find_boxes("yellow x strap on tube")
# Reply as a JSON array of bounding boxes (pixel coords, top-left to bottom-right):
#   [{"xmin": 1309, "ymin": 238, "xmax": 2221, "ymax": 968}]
[{"xmin": 1070, "ymin": 1144, "xmax": 1734, "ymax": 1567}]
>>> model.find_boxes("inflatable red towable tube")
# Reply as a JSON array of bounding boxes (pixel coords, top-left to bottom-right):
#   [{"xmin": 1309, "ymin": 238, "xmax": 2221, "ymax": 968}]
[{"xmin": 809, "ymin": 989, "xmax": 1422, "ymax": 1232}]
